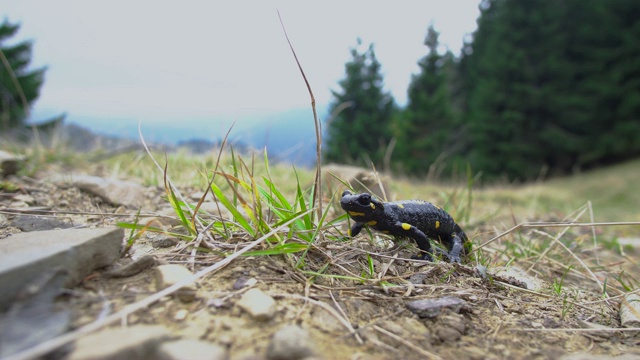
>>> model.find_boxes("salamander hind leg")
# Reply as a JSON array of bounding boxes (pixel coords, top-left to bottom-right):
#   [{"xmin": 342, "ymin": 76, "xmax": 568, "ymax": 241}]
[{"xmin": 447, "ymin": 233, "xmax": 465, "ymax": 264}]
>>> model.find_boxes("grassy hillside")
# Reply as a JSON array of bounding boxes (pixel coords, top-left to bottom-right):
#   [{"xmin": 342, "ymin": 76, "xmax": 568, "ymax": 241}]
[
  {"xmin": 530, "ymin": 159, "xmax": 640, "ymax": 223},
  {"xmin": 388, "ymin": 159, "xmax": 640, "ymax": 227}
]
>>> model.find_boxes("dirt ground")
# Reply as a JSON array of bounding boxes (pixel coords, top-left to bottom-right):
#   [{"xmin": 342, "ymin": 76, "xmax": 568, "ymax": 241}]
[{"xmin": 1, "ymin": 172, "xmax": 639, "ymax": 360}]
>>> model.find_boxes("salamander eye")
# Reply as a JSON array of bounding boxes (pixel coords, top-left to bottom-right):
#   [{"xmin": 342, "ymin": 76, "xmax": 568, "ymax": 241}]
[{"xmin": 357, "ymin": 194, "xmax": 371, "ymax": 206}]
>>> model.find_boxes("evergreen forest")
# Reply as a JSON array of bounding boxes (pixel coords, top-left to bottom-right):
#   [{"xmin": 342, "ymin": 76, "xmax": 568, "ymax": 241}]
[{"xmin": 324, "ymin": 0, "xmax": 640, "ymax": 181}]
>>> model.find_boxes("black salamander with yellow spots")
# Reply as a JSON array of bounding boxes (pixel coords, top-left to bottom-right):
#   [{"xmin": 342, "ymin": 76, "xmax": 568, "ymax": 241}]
[{"xmin": 340, "ymin": 190, "xmax": 468, "ymax": 263}]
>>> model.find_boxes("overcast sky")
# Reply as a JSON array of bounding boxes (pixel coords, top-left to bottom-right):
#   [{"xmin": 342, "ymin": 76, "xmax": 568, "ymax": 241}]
[{"xmin": 4, "ymin": 1, "xmax": 480, "ymax": 138}]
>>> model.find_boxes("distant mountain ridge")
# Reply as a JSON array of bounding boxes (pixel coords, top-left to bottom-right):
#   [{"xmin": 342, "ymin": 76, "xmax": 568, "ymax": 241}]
[{"xmin": 48, "ymin": 106, "xmax": 328, "ymax": 167}]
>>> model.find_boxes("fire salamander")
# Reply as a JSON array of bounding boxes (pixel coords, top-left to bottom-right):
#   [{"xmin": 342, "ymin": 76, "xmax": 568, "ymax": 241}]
[{"xmin": 340, "ymin": 190, "xmax": 468, "ymax": 263}]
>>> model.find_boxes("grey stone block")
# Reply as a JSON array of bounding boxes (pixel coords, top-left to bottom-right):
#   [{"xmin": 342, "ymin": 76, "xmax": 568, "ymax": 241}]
[{"xmin": 0, "ymin": 227, "xmax": 123, "ymax": 311}]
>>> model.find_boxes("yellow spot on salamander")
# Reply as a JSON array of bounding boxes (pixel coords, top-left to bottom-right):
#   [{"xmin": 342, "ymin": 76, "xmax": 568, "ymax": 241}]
[
  {"xmin": 367, "ymin": 220, "xmax": 377, "ymax": 226},
  {"xmin": 435, "ymin": 221, "xmax": 440, "ymax": 229},
  {"xmin": 401, "ymin": 223, "xmax": 411, "ymax": 230},
  {"xmin": 370, "ymin": 203, "xmax": 376, "ymax": 210},
  {"xmin": 349, "ymin": 211, "xmax": 365, "ymax": 217},
  {"xmin": 382, "ymin": 230, "xmax": 390, "ymax": 234},
  {"xmin": 397, "ymin": 203, "xmax": 404, "ymax": 209}
]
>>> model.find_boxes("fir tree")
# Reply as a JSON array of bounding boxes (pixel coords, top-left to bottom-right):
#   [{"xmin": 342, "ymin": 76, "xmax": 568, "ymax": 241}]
[
  {"xmin": 0, "ymin": 20, "xmax": 47, "ymax": 131},
  {"xmin": 395, "ymin": 26, "xmax": 460, "ymax": 177},
  {"xmin": 324, "ymin": 40, "xmax": 396, "ymax": 168},
  {"xmin": 464, "ymin": 0, "xmax": 640, "ymax": 180}
]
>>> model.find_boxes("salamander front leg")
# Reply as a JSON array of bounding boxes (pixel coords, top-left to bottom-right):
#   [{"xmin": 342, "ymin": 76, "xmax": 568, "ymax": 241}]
[
  {"xmin": 397, "ymin": 222, "xmax": 434, "ymax": 261},
  {"xmin": 348, "ymin": 223, "xmax": 364, "ymax": 237}
]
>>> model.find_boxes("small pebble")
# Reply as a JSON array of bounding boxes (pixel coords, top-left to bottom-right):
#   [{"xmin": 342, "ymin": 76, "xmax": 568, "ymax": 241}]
[
  {"xmin": 174, "ymin": 309, "xmax": 188, "ymax": 321},
  {"xmin": 266, "ymin": 325, "xmax": 315, "ymax": 360},
  {"xmin": 236, "ymin": 288, "xmax": 276, "ymax": 321},
  {"xmin": 158, "ymin": 339, "xmax": 228, "ymax": 360},
  {"xmin": 155, "ymin": 264, "xmax": 197, "ymax": 302},
  {"xmin": 406, "ymin": 296, "xmax": 468, "ymax": 318}
]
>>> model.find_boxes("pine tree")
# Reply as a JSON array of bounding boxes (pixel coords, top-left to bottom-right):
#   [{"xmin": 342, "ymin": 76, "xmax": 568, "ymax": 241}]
[
  {"xmin": 394, "ymin": 26, "xmax": 461, "ymax": 177},
  {"xmin": 324, "ymin": 40, "xmax": 396, "ymax": 168},
  {"xmin": 556, "ymin": 0, "xmax": 640, "ymax": 168},
  {"xmin": 0, "ymin": 20, "xmax": 47, "ymax": 132},
  {"xmin": 464, "ymin": 0, "xmax": 582, "ymax": 180},
  {"xmin": 464, "ymin": 0, "xmax": 640, "ymax": 180}
]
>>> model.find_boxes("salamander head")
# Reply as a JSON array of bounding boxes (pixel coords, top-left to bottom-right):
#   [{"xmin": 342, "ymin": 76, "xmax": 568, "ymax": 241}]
[{"xmin": 340, "ymin": 190, "xmax": 384, "ymax": 220}]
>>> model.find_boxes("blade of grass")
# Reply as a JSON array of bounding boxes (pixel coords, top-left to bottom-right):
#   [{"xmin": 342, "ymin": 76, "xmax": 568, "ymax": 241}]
[
  {"xmin": 163, "ymin": 153, "xmax": 196, "ymax": 236},
  {"xmin": 116, "ymin": 222, "xmax": 192, "ymax": 241},
  {"xmin": 243, "ymin": 243, "xmax": 308, "ymax": 256},
  {"xmin": 210, "ymin": 181, "xmax": 255, "ymax": 237},
  {"xmin": 191, "ymin": 121, "xmax": 235, "ymax": 229},
  {"xmin": 277, "ymin": 11, "xmax": 322, "ymax": 222}
]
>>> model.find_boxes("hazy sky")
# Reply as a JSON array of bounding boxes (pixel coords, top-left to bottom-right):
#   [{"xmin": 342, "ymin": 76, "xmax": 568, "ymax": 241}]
[{"xmin": 4, "ymin": 1, "xmax": 480, "ymax": 138}]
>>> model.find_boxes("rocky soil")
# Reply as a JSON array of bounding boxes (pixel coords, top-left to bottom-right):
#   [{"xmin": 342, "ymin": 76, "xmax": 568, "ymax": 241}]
[{"xmin": 1, "ymin": 165, "xmax": 639, "ymax": 360}]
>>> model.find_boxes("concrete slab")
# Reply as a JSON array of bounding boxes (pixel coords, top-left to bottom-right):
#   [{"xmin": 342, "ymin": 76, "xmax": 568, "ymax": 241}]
[{"xmin": 0, "ymin": 227, "xmax": 123, "ymax": 311}]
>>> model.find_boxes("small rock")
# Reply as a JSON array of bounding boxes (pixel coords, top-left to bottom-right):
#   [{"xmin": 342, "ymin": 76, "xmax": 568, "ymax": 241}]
[
  {"xmin": 8, "ymin": 200, "xmax": 29, "ymax": 208},
  {"xmin": 236, "ymin": 288, "xmax": 276, "ymax": 321},
  {"xmin": 441, "ymin": 314, "xmax": 466, "ymax": 334},
  {"xmin": 158, "ymin": 339, "xmax": 228, "ymax": 360},
  {"xmin": 531, "ymin": 321, "xmax": 543, "ymax": 328},
  {"xmin": 0, "ymin": 227, "xmax": 123, "ymax": 312},
  {"xmin": 173, "ymin": 309, "xmax": 188, "ymax": 321},
  {"xmin": 621, "ymin": 293, "xmax": 640, "ymax": 328},
  {"xmin": 406, "ymin": 296, "xmax": 468, "ymax": 318},
  {"xmin": 542, "ymin": 316, "xmax": 561, "ymax": 329},
  {"xmin": 399, "ymin": 317, "xmax": 429, "ymax": 336},
  {"xmin": 155, "ymin": 264, "xmax": 197, "ymax": 302},
  {"xmin": 105, "ymin": 255, "xmax": 157, "ymax": 278},
  {"xmin": 232, "ymin": 276, "xmax": 257, "ymax": 290},
  {"xmin": 150, "ymin": 235, "xmax": 179, "ymax": 249},
  {"xmin": 0, "ymin": 150, "xmax": 25, "ymax": 177},
  {"xmin": 266, "ymin": 325, "xmax": 315, "ymax": 360},
  {"xmin": 408, "ymin": 273, "xmax": 427, "ymax": 285},
  {"xmin": 493, "ymin": 266, "xmax": 544, "ymax": 291},
  {"xmin": 436, "ymin": 326, "xmax": 462, "ymax": 343},
  {"xmin": 207, "ymin": 297, "xmax": 228, "ymax": 309},
  {"xmin": 475, "ymin": 265, "xmax": 488, "ymax": 279},
  {"xmin": 12, "ymin": 194, "xmax": 35, "ymax": 204},
  {"xmin": 11, "ymin": 215, "xmax": 74, "ymax": 232},
  {"xmin": 312, "ymin": 308, "xmax": 344, "ymax": 333},
  {"xmin": 68, "ymin": 325, "xmax": 172, "ymax": 360},
  {"xmin": 52, "ymin": 174, "xmax": 146, "ymax": 208}
]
